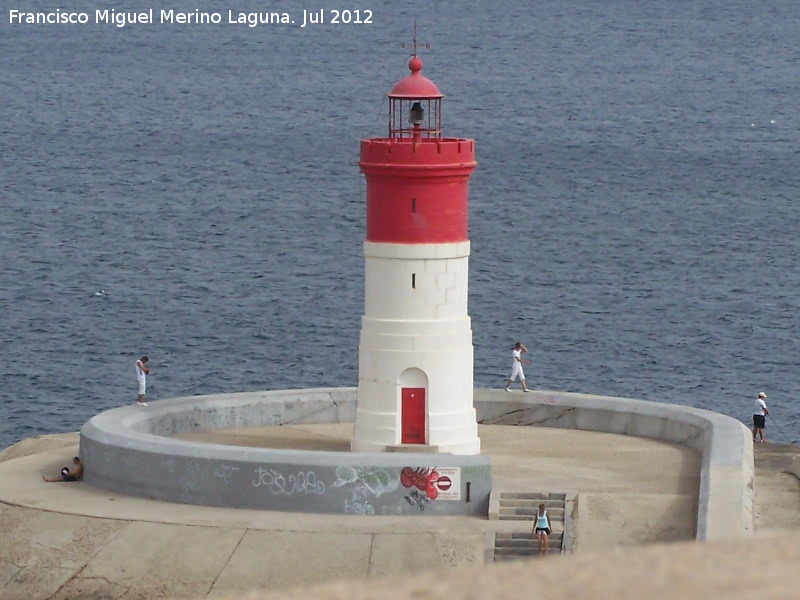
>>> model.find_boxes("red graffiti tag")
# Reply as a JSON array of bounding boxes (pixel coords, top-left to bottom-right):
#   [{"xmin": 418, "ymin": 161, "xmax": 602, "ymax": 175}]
[{"xmin": 401, "ymin": 467, "xmax": 442, "ymax": 500}]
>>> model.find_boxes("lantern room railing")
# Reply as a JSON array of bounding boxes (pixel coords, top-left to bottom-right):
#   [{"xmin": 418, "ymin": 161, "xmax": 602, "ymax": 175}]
[{"xmin": 389, "ymin": 97, "xmax": 442, "ymax": 140}]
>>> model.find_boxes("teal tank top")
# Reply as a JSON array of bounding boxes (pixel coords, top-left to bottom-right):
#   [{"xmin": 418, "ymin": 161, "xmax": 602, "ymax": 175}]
[{"xmin": 536, "ymin": 510, "xmax": 548, "ymax": 529}]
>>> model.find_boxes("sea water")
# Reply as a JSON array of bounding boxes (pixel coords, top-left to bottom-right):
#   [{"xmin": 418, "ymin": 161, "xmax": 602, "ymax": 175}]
[{"xmin": 1, "ymin": 0, "xmax": 799, "ymax": 449}]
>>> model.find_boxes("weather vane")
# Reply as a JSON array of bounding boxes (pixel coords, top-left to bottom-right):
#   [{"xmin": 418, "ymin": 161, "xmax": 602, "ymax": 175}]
[{"xmin": 401, "ymin": 22, "xmax": 430, "ymax": 56}]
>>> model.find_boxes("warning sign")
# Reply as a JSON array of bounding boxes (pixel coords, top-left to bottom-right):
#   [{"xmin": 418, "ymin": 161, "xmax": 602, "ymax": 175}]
[{"xmin": 433, "ymin": 467, "xmax": 461, "ymax": 501}]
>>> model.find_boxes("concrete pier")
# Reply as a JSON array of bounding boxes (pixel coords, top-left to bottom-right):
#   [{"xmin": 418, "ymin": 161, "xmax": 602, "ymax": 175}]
[
  {"xmin": 0, "ymin": 388, "xmax": 780, "ymax": 599},
  {"xmin": 77, "ymin": 388, "xmax": 753, "ymax": 537}
]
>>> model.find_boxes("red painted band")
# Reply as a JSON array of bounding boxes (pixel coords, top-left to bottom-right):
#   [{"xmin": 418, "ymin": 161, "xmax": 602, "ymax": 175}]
[{"xmin": 360, "ymin": 138, "xmax": 476, "ymax": 244}]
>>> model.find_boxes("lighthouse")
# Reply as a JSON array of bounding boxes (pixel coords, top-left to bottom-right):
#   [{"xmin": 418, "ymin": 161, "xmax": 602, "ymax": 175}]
[{"xmin": 352, "ymin": 51, "xmax": 480, "ymax": 455}]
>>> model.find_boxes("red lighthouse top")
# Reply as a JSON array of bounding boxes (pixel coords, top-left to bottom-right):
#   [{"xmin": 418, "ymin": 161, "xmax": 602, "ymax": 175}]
[
  {"xmin": 387, "ymin": 55, "xmax": 443, "ymax": 140},
  {"xmin": 388, "ymin": 56, "xmax": 443, "ymax": 99},
  {"xmin": 360, "ymin": 51, "xmax": 476, "ymax": 244}
]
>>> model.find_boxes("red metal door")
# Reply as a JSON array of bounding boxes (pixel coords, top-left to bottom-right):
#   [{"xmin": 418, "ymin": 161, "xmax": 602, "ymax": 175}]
[{"xmin": 401, "ymin": 387, "xmax": 426, "ymax": 444}]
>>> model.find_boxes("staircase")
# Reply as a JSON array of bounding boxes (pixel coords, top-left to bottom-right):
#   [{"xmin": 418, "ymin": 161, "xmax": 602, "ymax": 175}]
[{"xmin": 489, "ymin": 492, "xmax": 575, "ymax": 561}]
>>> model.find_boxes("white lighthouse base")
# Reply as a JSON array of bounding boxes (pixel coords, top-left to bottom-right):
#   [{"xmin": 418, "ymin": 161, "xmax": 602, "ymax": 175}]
[
  {"xmin": 353, "ymin": 241, "xmax": 480, "ymax": 455},
  {"xmin": 352, "ymin": 318, "xmax": 481, "ymax": 455}
]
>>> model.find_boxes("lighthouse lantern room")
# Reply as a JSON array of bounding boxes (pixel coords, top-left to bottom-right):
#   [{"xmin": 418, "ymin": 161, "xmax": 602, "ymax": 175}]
[{"xmin": 352, "ymin": 50, "xmax": 480, "ymax": 455}]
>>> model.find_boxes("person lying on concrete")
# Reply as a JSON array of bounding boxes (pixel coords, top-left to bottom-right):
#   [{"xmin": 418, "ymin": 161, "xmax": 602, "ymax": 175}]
[{"xmin": 42, "ymin": 457, "xmax": 83, "ymax": 482}]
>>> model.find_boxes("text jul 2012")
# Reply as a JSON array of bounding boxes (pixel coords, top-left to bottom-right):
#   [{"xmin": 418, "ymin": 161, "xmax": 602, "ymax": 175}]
[{"xmin": 8, "ymin": 9, "xmax": 374, "ymax": 28}]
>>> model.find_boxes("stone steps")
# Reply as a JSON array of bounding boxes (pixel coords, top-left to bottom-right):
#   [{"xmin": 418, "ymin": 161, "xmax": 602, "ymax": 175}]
[
  {"xmin": 490, "ymin": 492, "xmax": 574, "ymax": 561},
  {"xmin": 498, "ymin": 506, "xmax": 565, "ymax": 520},
  {"xmin": 494, "ymin": 532, "xmax": 563, "ymax": 561}
]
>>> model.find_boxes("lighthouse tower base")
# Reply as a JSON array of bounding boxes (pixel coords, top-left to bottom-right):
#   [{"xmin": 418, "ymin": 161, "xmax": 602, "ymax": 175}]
[{"xmin": 352, "ymin": 329, "xmax": 481, "ymax": 455}]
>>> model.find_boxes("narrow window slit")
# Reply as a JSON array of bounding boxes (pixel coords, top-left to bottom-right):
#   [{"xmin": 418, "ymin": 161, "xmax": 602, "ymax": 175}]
[
  {"xmin": 412, "ymin": 274, "xmax": 416, "ymax": 289},
  {"xmin": 411, "ymin": 198, "xmax": 416, "ymax": 213}
]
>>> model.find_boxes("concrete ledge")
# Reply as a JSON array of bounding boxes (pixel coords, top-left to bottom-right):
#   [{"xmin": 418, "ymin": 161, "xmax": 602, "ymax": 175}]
[
  {"xmin": 386, "ymin": 444, "xmax": 441, "ymax": 453},
  {"xmin": 80, "ymin": 388, "xmax": 490, "ymax": 517},
  {"xmin": 564, "ymin": 491, "xmax": 577, "ymax": 552},
  {"xmin": 474, "ymin": 389, "xmax": 754, "ymax": 539}
]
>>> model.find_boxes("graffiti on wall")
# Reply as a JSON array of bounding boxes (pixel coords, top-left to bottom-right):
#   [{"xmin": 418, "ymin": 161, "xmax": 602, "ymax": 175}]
[
  {"xmin": 401, "ymin": 466, "xmax": 461, "ymax": 509},
  {"xmin": 332, "ymin": 466, "xmax": 400, "ymax": 515},
  {"xmin": 178, "ymin": 462, "xmax": 207, "ymax": 499},
  {"xmin": 252, "ymin": 467, "xmax": 326, "ymax": 496},
  {"xmin": 213, "ymin": 464, "xmax": 240, "ymax": 484}
]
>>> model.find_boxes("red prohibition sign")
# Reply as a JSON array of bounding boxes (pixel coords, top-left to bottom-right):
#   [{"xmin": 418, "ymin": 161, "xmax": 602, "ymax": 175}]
[{"xmin": 436, "ymin": 476, "xmax": 452, "ymax": 491}]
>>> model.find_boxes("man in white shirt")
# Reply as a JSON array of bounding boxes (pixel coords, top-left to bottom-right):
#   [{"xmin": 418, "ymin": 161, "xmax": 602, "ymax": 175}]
[
  {"xmin": 504, "ymin": 342, "xmax": 531, "ymax": 392},
  {"xmin": 753, "ymin": 391, "xmax": 768, "ymax": 443},
  {"xmin": 136, "ymin": 356, "xmax": 150, "ymax": 407}
]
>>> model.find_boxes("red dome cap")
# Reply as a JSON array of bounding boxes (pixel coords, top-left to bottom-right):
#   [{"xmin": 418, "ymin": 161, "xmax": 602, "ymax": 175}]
[{"xmin": 388, "ymin": 56, "xmax": 443, "ymax": 99}]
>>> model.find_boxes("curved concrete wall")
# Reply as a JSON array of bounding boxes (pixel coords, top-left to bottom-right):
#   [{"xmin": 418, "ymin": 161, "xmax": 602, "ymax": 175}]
[
  {"xmin": 80, "ymin": 388, "xmax": 490, "ymax": 517},
  {"xmin": 79, "ymin": 388, "xmax": 754, "ymax": 537},
  {"xmin": 473, "ymin": 389, "xmax": 754, "ymax": 540}
]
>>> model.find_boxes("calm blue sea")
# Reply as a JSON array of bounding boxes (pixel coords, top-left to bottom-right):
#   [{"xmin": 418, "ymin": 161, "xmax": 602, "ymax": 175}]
[{"xmin": 2, "ymin": 0, "xmax": 799, "ymax": 449}]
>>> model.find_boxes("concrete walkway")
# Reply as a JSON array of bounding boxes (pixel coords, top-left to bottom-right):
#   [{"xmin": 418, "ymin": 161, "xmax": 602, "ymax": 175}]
[
  {"xmin": 0, "ymin": 424, "xmax": 700, "ymax": 599},
  {"xmin": 753, "ymin": 442, "xmax": 800, "ymax": 531}
]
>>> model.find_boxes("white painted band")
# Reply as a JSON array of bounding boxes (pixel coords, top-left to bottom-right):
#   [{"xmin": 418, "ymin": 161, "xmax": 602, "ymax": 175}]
[{"xmin": 364, "ymin": 241, "xmax": 470, "ymax": 259}]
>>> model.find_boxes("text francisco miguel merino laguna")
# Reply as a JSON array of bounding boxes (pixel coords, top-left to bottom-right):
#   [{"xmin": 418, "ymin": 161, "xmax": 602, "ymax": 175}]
[{"xmin": 8, "ymin": 8, "xmax": 373, "ymax": 27}]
